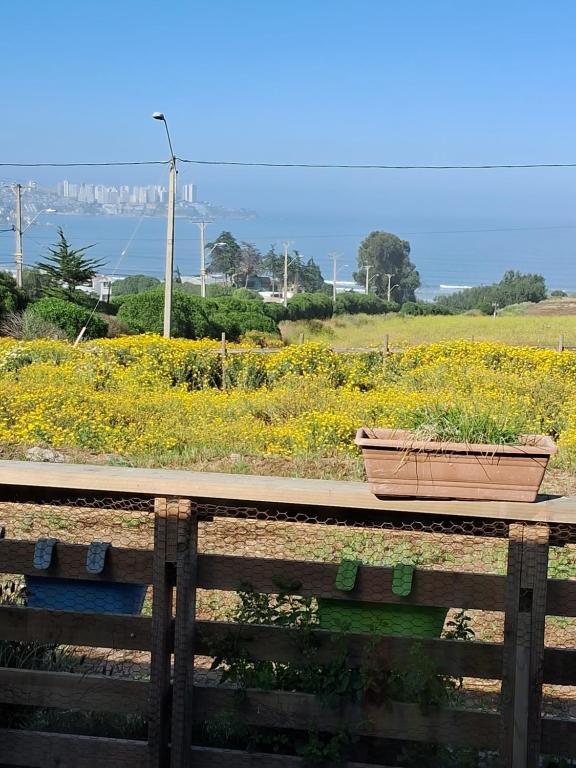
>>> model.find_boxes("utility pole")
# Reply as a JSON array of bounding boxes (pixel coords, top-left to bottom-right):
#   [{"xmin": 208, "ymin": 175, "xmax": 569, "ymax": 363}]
[
  {"xmin": 385, "ymin": 273, "xmax": 395, "ymax": 302},
  {"xmin": 331, "ymin": 252, "xmax": 338, "ymax": 305},
  {"xmin": 14, "ymin": 184, "xmax": 23, "ymax": 289},
  {"xmin": 283, "ymin": 242, "xmax": 289, "ymax": 307},
  {"xmin": 152, "ymin": 112, "xmax": 177, "ymax": 339},
  {"xmin": 163, "ymin": 159, "xmax": 176, "ymax": 337},
  {"xmin": 198, "ymin": 221, "xmax": 208, "ymax": 298},
  {"xmin": 365, "ymin": 265, "xmax": 371, "ymax": 294}
]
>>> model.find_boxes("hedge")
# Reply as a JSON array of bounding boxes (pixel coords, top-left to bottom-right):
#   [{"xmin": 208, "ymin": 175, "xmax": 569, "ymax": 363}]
[{"xmin": 27, "ymin": 297, "xmax": 108, "ymax": 340}]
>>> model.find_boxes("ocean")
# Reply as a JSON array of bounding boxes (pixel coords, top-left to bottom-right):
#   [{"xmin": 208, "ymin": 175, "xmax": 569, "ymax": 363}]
[{"xmin": 1, "ymin": 211, "xmax": 575, "ymax": 301}]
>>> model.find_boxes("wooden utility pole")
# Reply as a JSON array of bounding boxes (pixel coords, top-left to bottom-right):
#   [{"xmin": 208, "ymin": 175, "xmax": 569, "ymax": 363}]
[{"xmin": 14, "ymin": 184, "xmax": 23, "ymax": 289}]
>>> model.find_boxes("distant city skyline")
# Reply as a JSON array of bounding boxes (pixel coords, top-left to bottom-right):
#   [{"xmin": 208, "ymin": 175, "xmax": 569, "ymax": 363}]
[{"xmin": 56, "ymin": 180, "xmax": 196, "ymax": 206}]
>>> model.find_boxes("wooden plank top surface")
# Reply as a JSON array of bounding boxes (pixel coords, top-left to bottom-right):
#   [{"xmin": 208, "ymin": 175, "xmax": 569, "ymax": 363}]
[{"xmin": 0, "ymin": 459, "xmax": 575, "ymax": 524}]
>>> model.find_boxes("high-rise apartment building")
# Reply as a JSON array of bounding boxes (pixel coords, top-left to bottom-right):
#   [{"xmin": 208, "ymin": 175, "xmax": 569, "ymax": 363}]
[{"xmin": 181, "ymin": 183, "xmax": 196, "ymax": 203}]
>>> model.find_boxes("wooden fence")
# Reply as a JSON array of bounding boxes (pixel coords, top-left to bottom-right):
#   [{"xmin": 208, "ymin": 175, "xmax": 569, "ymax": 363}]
[{"xmin": 0, "ymin": 463, "xmax": 576, "ymax": 767}]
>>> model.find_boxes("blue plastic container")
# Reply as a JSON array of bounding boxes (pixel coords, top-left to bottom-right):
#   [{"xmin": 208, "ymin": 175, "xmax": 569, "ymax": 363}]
[{"xmin": 25, "ymin": 576, "xmax": 147, "ymax": 615}]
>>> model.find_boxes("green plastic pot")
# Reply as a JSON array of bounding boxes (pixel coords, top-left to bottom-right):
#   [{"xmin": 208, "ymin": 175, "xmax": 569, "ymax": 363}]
[
  {"xmin": 317, "ymin": 559, "xmax": 448, "ymax": 638},
  {"xmin": 317, "ymin": 599, "xmax": 448, "ymax": 637}
]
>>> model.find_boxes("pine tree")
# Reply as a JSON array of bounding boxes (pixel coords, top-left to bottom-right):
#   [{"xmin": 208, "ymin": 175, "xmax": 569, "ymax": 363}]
[{"xmin": 37, "ymin": 228, "xmax": 105, "ymax": 302}]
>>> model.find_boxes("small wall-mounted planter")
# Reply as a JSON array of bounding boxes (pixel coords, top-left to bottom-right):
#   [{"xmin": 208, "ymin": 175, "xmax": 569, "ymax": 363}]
[
  {"xmin": 26, "ymin": 577, "xmax": 147, "ymax": 615},
  {"xmin": 355, "ymin": 428, "xmax": 557, "ymax": 502},
  {"xmin": 317, "ymin": 560, "xmax": 447, "ymax": 639},
  {"xmin": 25, "ymin": 538, "xmax": 147, "ymax": 615}
]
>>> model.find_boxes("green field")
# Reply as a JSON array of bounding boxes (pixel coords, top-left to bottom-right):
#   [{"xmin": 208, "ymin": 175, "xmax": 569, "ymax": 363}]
[{"xmin": 280, "ymin": 313, "xmax": 576, "ymax": 348}]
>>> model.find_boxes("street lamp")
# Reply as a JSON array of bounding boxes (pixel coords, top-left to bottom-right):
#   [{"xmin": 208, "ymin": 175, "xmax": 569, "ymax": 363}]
[
  {"xmin": 330, "ymin": 253, "xmax": 349, "ymax": 305},
  {"xmin": 152, "ymin": 112, "xmax": 177, "ymax": 338},
  {"xmin": 384, "ymin": 273, "xmax": 399, "ymax": 302},
  {"xmin": 367, "ymin": 272, "xmax": 380, "ymax": 293}
]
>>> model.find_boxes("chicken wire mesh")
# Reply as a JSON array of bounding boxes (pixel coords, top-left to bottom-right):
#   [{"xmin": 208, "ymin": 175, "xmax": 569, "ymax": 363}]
[{"xmin": 0, "ymin": 493, "xmax": 575, "ymax": 767}]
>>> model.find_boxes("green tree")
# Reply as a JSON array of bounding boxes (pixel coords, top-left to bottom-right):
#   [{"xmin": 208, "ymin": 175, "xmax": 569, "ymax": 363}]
[
  {"xmin": 207, "ymin": 231, "xmax": 242, "ymax": 282},
  {"xmin": 299, "ymin": 257, "xmax": 325, "ymax": 293},
  {"xmin": 262, "ymin": 246, "xmax": 284, "ymax": 293},
  {"xmin": 237, "ymin": 242, "xmax": 262, "ymax": 287},
  {"xmin": 111, "ymin": 274, "xmax": 161, "ymax": 296},
  {"xmin": 354, "ymin": 231, "xmax": 420, "ymax": 304},
  {"xmin": 22, "ymin": 267, "xmax": 50, "ymax": 302},
  {"xmin": 0, "ymin": 271, "xmax": 26, "ymax": 321},
  {"xmin": 36, "ymin": 228, "xmax": 104, "ymax": 302},
  {"xmin": 436, "ymin": 271, "xmax": 547, "ymax": 313}
]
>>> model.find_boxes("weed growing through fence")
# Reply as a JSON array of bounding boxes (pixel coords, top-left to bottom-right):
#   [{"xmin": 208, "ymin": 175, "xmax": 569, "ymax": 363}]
[
  {"xmin": 0, "ymin": 578, "xmax": 147, "ymax": 739},
  {"xmin": 207, "ymin": 581, "xmax": 484, "ymax": 766}
]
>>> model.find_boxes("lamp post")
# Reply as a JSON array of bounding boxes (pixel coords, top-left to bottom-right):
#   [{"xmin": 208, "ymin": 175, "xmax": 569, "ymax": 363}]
[
  {"xmin": 365, "ymin": 265, "xmax": 371, "ymax": 294},
  {"xmin": 367, "ymin": 272, "xmax": 380, "ymax": 293},
  {"xmin": 384, "ymin": 273, "xmax": 395, "ymax": 302},
  {"xmin": 330, "ymin": 253, "xmax": 348, "ymax": 305},
  {"xmin": 152, "ymin": 112, "xmax": 177, "ymax": 338}
]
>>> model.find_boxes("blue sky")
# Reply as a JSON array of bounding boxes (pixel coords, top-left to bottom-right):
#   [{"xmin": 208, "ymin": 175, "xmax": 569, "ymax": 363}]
[{"xmin": 2, "ymin": 0, "xmax": 576, "ymax": 278}]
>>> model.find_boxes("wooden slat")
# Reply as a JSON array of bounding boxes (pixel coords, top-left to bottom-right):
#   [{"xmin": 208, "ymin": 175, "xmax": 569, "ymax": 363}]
[
  {"xmin": 0, "ymin": 729, "xmax": 147, "ymax": 768},
  {"xmin": 2, "ymin": 538, "xmax": 575, "ymax": 616},
  {"xmin": 195, "ymin": 620, "xmax": 503, "ymax": 679},
  {"xmin": 197, "ymin": 554, "xmax": 506, "ymax": 611},
  {"xmin": 0, "ymin": 460, "xmax": 575, "ymax": 526},
  {"xmin": 192, "ymin": 686, "xmax": 499, "ymax": 749},
  {"xmin": 0, "ymin": 539, "xmax": 154, "ymax": 583},
  {"xmin": 0, "ymin": 667, "xmax": 149, "ymax": 713},
  {"xmin": 541, "ymin": 717, "xmax": 576, "ymax": 758},
  {"xmin": 543, "ymin": 647, "xmax": 576, "ymax": 684},
  {"xmin": 189, "ymin": 747, "xmax": 396, "ymax": 767},
  {"xmin": 1, "ymin": 541, "xmax": 503, "ymax": 611},
  {"xmin": 546, "ymin": 579, "xmax": 576, "ymax": 616},
  {"xmin": 0, "ymin": 605, "xmax": 154, "ymax": 649}
]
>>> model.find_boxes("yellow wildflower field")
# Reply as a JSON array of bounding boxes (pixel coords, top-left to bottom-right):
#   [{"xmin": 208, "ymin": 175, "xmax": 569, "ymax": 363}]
[{"xmin": 0, "ymin": 335, "xmax": 575, "ymax": 471}]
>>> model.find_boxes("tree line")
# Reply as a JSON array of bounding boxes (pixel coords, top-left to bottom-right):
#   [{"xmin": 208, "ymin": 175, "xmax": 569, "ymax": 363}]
[{"xmin": 0, "ymin": 226, "xmax": 555, "ymax": 343}]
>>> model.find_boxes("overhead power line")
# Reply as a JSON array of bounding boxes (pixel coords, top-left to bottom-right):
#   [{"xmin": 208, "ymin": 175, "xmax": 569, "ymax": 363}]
[
  {"xmin": 178, "ymin": 158, "xmax": 576, "ymax": 170},
  {"xmin": 1, "ymin": 157, "xmax": 576, "ymax": 170},
  {"xmin": 0, "ymin": 160, "xmax": 168, "ymax": 168}
]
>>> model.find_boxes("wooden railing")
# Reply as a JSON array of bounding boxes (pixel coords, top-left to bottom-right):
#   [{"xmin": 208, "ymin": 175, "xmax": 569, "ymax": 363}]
[{"xmin": 0, "ymin": 462, "xmax": 575, "ymax": 767}]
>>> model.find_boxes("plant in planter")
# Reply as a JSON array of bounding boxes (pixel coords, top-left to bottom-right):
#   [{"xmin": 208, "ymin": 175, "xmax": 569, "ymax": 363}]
[
  {"xmin": 356, "ymin": 404, "xmax": 557, "ymax": 502},
  {"xmin": 208, "ymin": 582, "xmax": 481, "ymax": 766},
  {"xmin": 317, "ymin": 549, "xmax": 448, "ymax": 639}
]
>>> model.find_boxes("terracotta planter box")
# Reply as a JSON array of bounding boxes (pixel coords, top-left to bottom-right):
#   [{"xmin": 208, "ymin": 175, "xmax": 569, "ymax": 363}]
[{"xmin": 355, "ymin": 428, "xmax": 557, "ymax": 502}]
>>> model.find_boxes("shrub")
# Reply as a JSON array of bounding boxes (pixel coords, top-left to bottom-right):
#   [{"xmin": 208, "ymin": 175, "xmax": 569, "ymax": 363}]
[
  {"xmin": 287, "ymin": 292, "xmax": 333, "ymax": 320},
  {"xmin": 262, "ymin": 302, "xmax": 289, "ymax": 323},
  {"xmin": 334, "ymin": 292, "xmax": 398, "ymax": 316},
  {"xmin": 111, "ymin": 274, "xmax": 161, "ymax": 296},
  {"xmin": 0, "ymin": 271, "xmax": 26, "ymax": 322},
  {"xmin": 0, "ymin": 310, "xmax": 67, "ymax": 340},
  {"xmin": 400, "ymin": 301, "xmax": 423, "ymax": 316},
  {"xmin": 117, "ymin": 289, "xmax": 213, "ymax": 338},
  {"xmin": 232, "ymin": 287, "xmax": 263, "ymax": 301},
  {"xmin": 240, "ymin": 330, "xmax": 284, "ymax": 348},
  {"xmin": 28, "ymin": 298, "xmax": 108, "ymax": 340},
  {"xmin": 102, "ymin": 315, "xmax": 134, "ymax": 338},
  {"xmin": 209, "ymin": 310, "xmax": 277, "ymax": 341}
]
